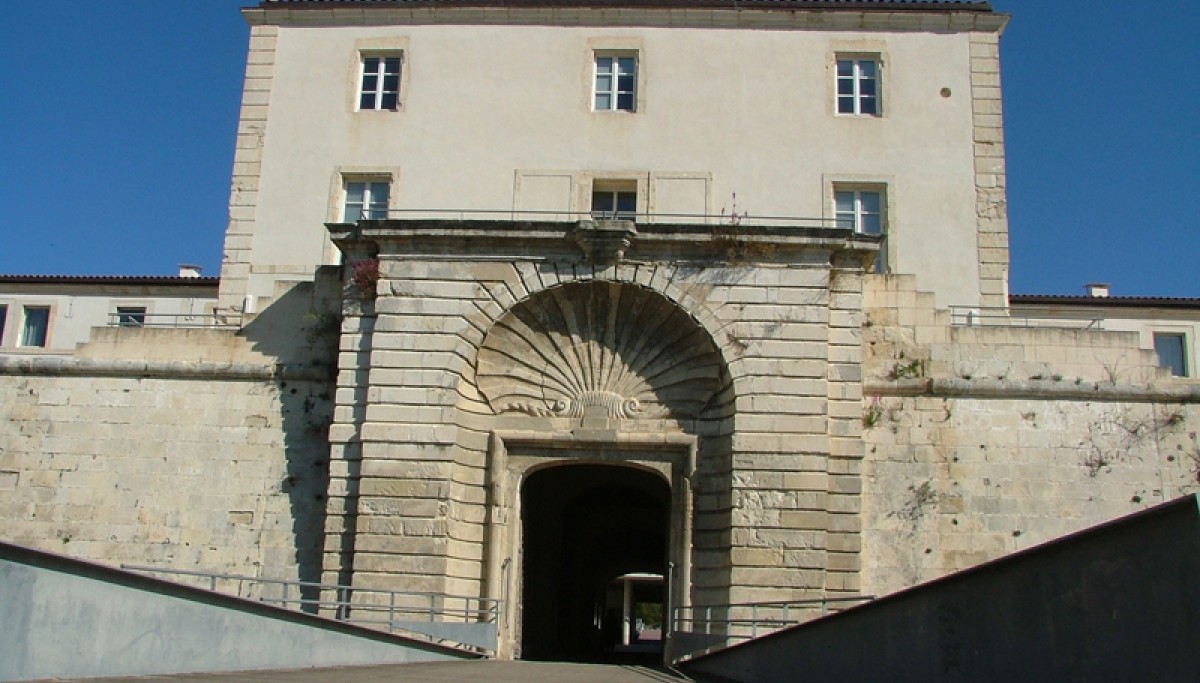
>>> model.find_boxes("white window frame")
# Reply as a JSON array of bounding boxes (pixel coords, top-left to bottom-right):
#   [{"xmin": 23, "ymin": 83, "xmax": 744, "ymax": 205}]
[
  {"xmin": 1153, "ymin": 332, "xmax": 1189, "ymax": 377},
  {"xmin": 833, "ymin": 184, "xmax": 888, "ymax": 273},
  {"xmin": 836, "ymin": 57, "xmax": 881, "ymax": 116},
  {"xmin": 343, "ymin": 179, "xmax": 391, "ymax": 222},
  {"xmin": 358, "ymin": 53, "xmax": 403, "ymax": 111},
  {"xmin": 834, "ymin": 188, "xmax": 884, "ymax": 235},
  {"xmin": 593, "ymin": 53, "xmax": 638, "ymax": 112},
  {"xmin": 20, "ymin": 305, "xmax": 51, "ymax": 348}
]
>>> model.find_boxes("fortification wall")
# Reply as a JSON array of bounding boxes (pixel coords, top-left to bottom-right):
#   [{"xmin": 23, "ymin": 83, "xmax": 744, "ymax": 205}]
[
  {"xmin": 0, "ymin": 283, "xmax": 339, "ymax": 592},
  {"xmin": 862, "ymin": 275, "xmax": 1200, "ymax": 596}
]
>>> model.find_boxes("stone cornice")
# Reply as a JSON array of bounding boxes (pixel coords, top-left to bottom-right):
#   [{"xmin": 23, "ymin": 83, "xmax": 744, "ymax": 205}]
[
  {"xmin": 245, "ymin": 5, "xmax": 1008, "ymax": 33},
  {"xmin": 327, "ymin": 218, "xmax": 881, "ymax": 267}
]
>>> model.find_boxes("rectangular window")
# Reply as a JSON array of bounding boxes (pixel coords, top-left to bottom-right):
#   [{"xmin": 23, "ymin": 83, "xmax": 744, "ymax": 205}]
[
  {"xmin": 837, "ymin": 58, "xmax": 880, "ymax": 116},
  {"xmin": 1154, "ymin": 333, "xmax": 1188, "ymax": 377},
  {"xmin": 836, "ymin": 187, "xmax": 886, "ymax": 272},
  {"xmin": 835, "ymin": 189, "xmax": 883, "ymax": 234},
  {"xmin": 21, "ymin": 306, "xmax": 49, "ymax": 347},
  {"xmin": 594, "ymin": 55, "xmax": 637, "ymax": 112},
  {"xmin": 0, "ymin": 305, "xmax": 7, "ymax": 345},
  {"xmin": 116, "ymin": 307, "xmax": 147, "ymax": 327},
  {"xmin": 359, "ymin": 55, "xmax": 402, "ymax": 111},
  {"xmin": 591, "ymin": 184, "xmax": 637, "ymax": 220},
  {"xmin": 343, "ymin": 180, "xmax": 390, "ymax": 222}
]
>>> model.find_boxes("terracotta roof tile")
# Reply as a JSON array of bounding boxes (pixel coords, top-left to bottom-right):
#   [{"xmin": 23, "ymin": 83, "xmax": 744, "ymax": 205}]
[
  {"xmin": 0, "ymin": 275, "xmax": 219, "ymax": 287},
  {"xmin": 1010, "ymin": 294, "xmax": 1200, "ymax": 309}
]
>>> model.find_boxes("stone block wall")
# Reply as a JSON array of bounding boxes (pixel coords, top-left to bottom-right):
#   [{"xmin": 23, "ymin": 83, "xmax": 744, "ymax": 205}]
[
  {"xmin": 0, "ymin": 364, "xmax": 332, "ymax": 590},
  {"xmin": 862, "ymin": 275, "xmax": 1200, "ymax": 597},
  {"xmin": 323, "ymin": 221, "xmax": 880, "ymax": 637},
  {"xmin": 0, "ymin": 289, "xmax": 339, "ymax": 594}
]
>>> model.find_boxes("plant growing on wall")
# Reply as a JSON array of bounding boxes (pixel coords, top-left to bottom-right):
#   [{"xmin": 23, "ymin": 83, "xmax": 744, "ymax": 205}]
[{"xmin": 350, "ymin": 258, "xmax": 380, "ymax": 298}]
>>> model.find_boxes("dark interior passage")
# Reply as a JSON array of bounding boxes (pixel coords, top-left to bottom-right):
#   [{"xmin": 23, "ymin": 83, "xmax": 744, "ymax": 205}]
[{"xmin": 520, "ymin": 464, "xmax": 670, "ymax": 662}]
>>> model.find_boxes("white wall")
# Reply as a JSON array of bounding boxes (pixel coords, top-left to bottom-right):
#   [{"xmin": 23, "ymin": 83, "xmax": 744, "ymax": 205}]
[
  {"xmin": 234, "ymin": 19, "xmax": 989, "ymax": 308},
  {"xmin": 0, "ymin": 288, "xmax": 217, "ymax": 353}
]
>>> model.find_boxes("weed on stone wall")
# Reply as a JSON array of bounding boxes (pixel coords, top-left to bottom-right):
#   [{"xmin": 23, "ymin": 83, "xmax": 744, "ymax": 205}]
[
  {"xmin": 890, "ymin": 480, "xmax": 939, "ymax": 528},
  {"xmin": 862, "ymin": 398, "xmax": 884, "ymax": 428},
  {"xmin": 888, "ymin": 358, "xmax": 925, "ymax": 381},
  {"xmin": 1079, "ymin": 407, "xmax": 1185, "ymax": 477}
]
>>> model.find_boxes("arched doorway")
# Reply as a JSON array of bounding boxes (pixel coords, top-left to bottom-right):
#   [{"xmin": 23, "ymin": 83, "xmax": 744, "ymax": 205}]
[{"xmin": 520, "ymin": 464, "xmax": 670, "ymax": 663}]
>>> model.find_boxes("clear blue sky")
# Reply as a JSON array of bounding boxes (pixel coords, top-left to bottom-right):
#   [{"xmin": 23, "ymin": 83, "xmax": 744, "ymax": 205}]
[{"xmin": 2, "ymin": 1, "xmax": 1196, "ymax": 297}]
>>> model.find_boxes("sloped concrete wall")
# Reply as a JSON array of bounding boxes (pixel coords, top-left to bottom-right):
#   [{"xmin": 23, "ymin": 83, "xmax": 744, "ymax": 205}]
[
  {"xmin": 682, "ymin": 495, "xmax": 1200, "ymax": 683},
  {"xmin": 0, "ymin": 541, "xmax": 469, "ymax": 682}
]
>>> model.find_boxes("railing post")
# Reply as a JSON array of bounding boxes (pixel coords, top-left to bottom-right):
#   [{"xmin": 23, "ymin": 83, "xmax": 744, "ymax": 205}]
[
  {"xmin": 282, "ymin": 582, "xmax": 289, "ymax": 609},
  {"xmin": 782, "ymin": 603, "xmax": 790, "ymax": 625},
  {"xmin": 751, "ymin": 605, "xmax": 758, "ymax": 639},
  {"xmin": 389, "ymin": 591, "xmax": 397, "ymax": 632}
]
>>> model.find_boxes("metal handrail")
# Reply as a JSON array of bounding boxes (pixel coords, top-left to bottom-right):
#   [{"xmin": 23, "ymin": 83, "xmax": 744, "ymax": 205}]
[
  {"xmin": 362, "ymin": 207, "xmax": 843, "ymax": 229},
  {"xmin": 670, "ymin": 595, "xmax": 874, "ymax": 661},
  {"xmin": 121, "ymin": 564, "xmax": 501, "ymax": 653},
  {"xmin": 949, "ymin": 305, "xmax": 1105, "ymax": 329},
  {"xmin": 106, "ymin": 312, "xmax": 242, "ymax": 329}
]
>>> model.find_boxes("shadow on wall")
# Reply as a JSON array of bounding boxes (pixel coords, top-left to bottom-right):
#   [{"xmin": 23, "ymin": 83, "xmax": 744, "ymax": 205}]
[{"xmin": 238, "ymin": 269, "xmax": 342, "ymax": 605}]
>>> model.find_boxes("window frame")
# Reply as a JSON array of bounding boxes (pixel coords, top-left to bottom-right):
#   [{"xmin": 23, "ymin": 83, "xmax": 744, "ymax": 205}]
[
  {"xmin": 20, "ymin": 305, "xmax": 51, "ymax": 348},
  {"xmin": 835, "ymin": 56, "xmax": 882, "ymax": 117},
  {"xmin": 593, "ymin": 52, "xmax": 639, "ymax": 113},
  {"xmin": 0, "ymin": 304, "xmax": 7, "ymax": 346},
  {"xmin": 357, "ymin": 52, "xmax": 404, "ymax": 112},
  {"xmin": 590, "ymin": 179, "xmax": 640, "ymax": 221},
  {"xmin": 342, "ymin": 178, "xmax": 392, "ymax": 222},
  {"xmin": 830, "ymin": 182, "xmax": 890, "ymax": 273},
  {"xmin": 834, "ymin": 188, "xmax": 885, "ymax": 235},
  {"xmin": 116, "ymin": 306, "xmax": 148, "ymax": 328},
  {"xmin": 1153, "ymin": 332, "xmax": 1189, "ymax": 377}
]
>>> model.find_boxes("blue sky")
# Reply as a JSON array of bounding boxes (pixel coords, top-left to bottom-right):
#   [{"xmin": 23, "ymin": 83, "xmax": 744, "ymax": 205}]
[{"xmin": 1, "ymin": 0, "xmax": 1196, "ymax": 297}]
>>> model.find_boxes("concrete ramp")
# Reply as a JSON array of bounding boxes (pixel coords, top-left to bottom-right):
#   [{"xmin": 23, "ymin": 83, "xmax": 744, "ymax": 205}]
[
  {"xmin": 0, "ymin": 542, "xmax": 475, "ymax": 682},
  {"xmin": 681, "ymin": 494, "xmax": 1200, "ymax": 683}
]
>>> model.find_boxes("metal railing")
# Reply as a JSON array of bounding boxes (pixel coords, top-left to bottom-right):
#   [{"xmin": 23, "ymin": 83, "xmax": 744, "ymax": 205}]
[
  {"xmin": 106, "ymin": 311, "xmax": 242, "ymax": 329},
  {"xmin": 358, "ymin": 207, "xmax": 843, "ymax": 229},
  {"xmin": 670, "ymin": 595, "xmax": 873, "ymax": 662},
  {"xmin": 949, "ymin": 305, "xmax": 1105, "ymax": 329},
  {"xmin": 121, "ymin": 564, "xmax": 501, "ymax": 654}
]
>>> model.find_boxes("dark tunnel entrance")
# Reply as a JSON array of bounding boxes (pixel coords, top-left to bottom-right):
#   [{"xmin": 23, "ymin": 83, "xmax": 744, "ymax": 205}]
[{"xmin": 519, "ymin": 464, "xmax": 671, "ymax": 663}]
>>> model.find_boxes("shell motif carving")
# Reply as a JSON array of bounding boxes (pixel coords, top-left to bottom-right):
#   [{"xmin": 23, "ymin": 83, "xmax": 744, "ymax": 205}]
[{"xmin": 476, "ymin": 281, "xmax": 723, "ymax": 420}]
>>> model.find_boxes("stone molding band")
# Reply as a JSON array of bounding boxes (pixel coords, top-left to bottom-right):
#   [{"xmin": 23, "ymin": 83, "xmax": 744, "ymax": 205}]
[
  {"xmin": 0, "ymin": 356, "xmax": 331, "ymax": 383},
  {"xmin": 867, "ymin": 378, "xmax": 1200, "ymax": 404}
]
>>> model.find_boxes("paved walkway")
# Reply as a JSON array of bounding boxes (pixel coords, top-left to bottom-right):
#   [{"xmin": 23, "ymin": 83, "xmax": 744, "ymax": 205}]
[{"xmin": 47, "ymin": 661, "xmax": 727, "ymax": 683}]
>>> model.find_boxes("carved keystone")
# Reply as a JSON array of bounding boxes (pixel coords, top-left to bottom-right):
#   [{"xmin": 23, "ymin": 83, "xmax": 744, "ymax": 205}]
[{"xmin": 571, "ymin": 219, "xmax": 637, "ymax": 263}]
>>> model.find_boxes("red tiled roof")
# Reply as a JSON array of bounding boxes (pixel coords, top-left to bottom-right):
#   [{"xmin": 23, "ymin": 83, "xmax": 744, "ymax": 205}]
[
  {"xmin": 258, "ymin": 0, "xmax": 994, "ymax": 12},
  {"xmin": 0, "ymin": 275, "xmax": 219, "ymax": 287},
  {"xmin": 1011, "ymin": 294, "xmax": 1200, "ymax": 310}
]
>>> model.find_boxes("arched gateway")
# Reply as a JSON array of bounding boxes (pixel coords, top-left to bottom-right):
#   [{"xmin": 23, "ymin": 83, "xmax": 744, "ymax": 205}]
[
  {"xmin": 476, "ymin": 279, "xmax": 727, "ymax": 660},
  {"xmin": 324, "ymin": 218, "xmax": 875, "ymax": 662}
]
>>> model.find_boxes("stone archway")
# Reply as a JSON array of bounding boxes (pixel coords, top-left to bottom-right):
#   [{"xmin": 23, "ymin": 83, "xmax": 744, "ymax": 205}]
[{"xmin": 474, "ymin": 280, "xmax": 726, "ymax": 660}]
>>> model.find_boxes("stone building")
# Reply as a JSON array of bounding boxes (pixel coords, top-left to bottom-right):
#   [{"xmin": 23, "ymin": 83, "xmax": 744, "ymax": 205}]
[{"xmin": 1, "ymin": 0, "xmax": 1197, "ymax": 664}]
